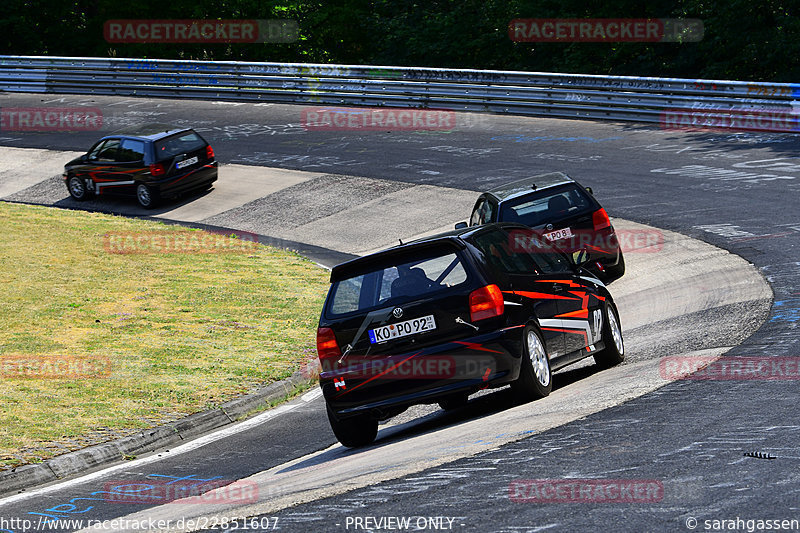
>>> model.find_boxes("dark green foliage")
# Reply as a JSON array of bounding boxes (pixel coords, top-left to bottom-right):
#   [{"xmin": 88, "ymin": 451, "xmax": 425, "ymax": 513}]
[{"xmin": 2, "ymin": 0, "xmax": 798, "ymax": 81}]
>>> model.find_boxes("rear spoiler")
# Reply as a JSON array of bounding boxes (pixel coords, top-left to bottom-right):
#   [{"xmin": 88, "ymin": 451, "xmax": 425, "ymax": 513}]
[{"xmin": 330, "ymin": 238, "xmax": 466, "ymax": 283}]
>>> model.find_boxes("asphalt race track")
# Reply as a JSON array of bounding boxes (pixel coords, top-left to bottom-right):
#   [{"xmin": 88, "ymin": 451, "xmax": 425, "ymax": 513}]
[{"xmin": 0, "ymin": 93, "xmax": 798, "ymax": 533}]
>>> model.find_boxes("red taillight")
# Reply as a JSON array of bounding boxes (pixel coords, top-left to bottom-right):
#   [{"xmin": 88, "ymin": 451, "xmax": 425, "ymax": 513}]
[
  {"xmin": 149, "ymin": 163, "xmax": 166, "ymax": 177},
  {"xmin": 316, "ymin": 327, "xmax": 341, "ymax": 362},
  {"xmin": 206, "ymin": 145, "xmax": 215, "ymax": 160},
  {"xmin": 592, "ymin": 208, "xmax": 611, "ymax": 231},
  {"xmin": 469, "ymin": 284, "xmax": 504, "ymax": 322}
]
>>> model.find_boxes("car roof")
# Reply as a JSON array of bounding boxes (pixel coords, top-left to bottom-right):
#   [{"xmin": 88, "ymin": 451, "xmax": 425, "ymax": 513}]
[
  {"xmin": 329, "ymin": 222, "xmax": 529, "ymax": 282},
  {"xmin": 486, "ymin": 172, "xmax": 575, "ymax": 202},
  {"xmin": 106, "ymin": 124, "xmax": 194, "ymax": 141}
]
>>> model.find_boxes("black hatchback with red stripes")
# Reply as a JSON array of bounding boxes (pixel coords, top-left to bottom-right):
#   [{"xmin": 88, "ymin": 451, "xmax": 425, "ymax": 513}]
[
  {"xmin": 63, "ymin": 124, "xmax": 217, "ymax": 209},
  {"xmin": 460, "ymin": 172, "xmax": 625, "ymax": 282},
  {"xmin": 317, "ymin": 222, "xmax": 624, "ymax": 447}
]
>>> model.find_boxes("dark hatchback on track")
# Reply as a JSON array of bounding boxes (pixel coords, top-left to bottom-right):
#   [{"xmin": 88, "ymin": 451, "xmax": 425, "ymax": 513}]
[
  {"xmin": 463, "ymin": 172, "xmax": 625, "ymax": 282},
  {"xmin": 63, "ymin": 125, "xmax": 217, "ymax": 208},
  {"xmin": 317, "ymin": 223, "xmax": 625, "ymax": 447}
]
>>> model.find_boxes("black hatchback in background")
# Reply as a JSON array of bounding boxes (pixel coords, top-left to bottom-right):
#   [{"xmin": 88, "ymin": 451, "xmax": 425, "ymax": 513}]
[
  {"xmin": 463, "ymin": 172, "xmax": 625, "ymax": 282},
  {"xmin": 317, "ymin": 223, "xmax": 624, "ymax": 447},
  {"xmin": 63, "ymin": 125, "xmax": 217, "ymax": 208}
]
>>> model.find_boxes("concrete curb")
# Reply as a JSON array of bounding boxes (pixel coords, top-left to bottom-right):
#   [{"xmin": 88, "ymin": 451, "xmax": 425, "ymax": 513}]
[{"xmin": 0, "ymin": 371, "xmax": 314, "ymax": 497}]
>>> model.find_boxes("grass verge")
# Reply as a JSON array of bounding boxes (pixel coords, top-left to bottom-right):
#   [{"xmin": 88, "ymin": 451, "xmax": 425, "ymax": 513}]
[{"xmin": 0, "ymin": 202, "xmax": 328, "ymax": 469}]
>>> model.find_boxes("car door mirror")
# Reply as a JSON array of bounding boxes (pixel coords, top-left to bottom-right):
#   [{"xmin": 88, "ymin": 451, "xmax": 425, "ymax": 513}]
[
  {"xmin": 585, "ymin": 186, "xmax": 594, "ymax": 195},
  {"xmin": 454, "ymin": 221, "xmax": 468, "ymax": 229}
]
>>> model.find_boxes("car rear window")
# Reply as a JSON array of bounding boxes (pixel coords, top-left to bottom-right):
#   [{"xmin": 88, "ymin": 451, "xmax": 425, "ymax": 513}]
[
  {"xmin": 470, "ymin": 227, "xmax": 572, "ymax": 275},
  {"xmin": 154, "ymin": 131, "xmax": 207, "ymax": 161},
  {"xmin": 327, "ymin": 251, "xmax": 469, "ymax": 316},
  {"xmin": 500, "ymin": 184, "xmax": 595, "ymax": 227}
]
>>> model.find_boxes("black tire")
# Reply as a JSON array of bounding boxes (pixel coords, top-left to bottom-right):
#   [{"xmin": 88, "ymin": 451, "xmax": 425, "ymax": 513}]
[
  {"xmin": 67, "ymin": 175, "xmax": 91, "ymax": 201},
  {"xmin": 326, "ymin": 403, "xmax": 378, "ymax": 448},
  {"xmin": 511, "ymin": 325, "xmax": 552, "ymax": 403},
  {"xmin": 603, "ymin": 252, "xmax": 625, "ymax": 282},
  {"xmin": 594, "ymin": 301, "xmax": 625, "ymax": 369},
  {"xmin": 438, "ymin": 392, "xmax": 469, "ymax": 411},
  {"xmin": 136, "ymin": 183, "xmax": 159, "ymax": 209}
]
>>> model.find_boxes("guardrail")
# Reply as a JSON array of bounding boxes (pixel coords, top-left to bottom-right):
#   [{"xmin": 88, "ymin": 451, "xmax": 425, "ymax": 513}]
[{"xmin": 1, "ymin": 55, "xmax": 798, "ymax": 131}]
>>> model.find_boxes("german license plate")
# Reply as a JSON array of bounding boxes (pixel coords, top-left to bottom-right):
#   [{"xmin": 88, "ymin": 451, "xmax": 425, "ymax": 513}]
[
  {"xmin": 176, "ymin": 156, "xmax": 198, "ymax": 169},
  {"xmin": 369, "ymin": 315, "xmax": 436, "ymax": 344},
  {"xmin": 543, "ymin": 227, "xmax": 573, "ymax": 241}
]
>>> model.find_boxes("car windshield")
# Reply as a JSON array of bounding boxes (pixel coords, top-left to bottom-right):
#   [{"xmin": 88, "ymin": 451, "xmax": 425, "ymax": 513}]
[
  {"xmin": 328, "ymin": 250, "xmax": 469, "ymax": 316},
  {"xmin": 154, "ymin": 131, "xmax": 206, "ymax": 161},
  {"xmin": 499, "ymin": 184, "xmax": 595, "ymax": 227}
]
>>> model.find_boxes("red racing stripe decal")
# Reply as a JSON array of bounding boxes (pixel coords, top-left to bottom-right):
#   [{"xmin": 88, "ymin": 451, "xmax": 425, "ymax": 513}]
[
  {"xmin": 333, "ymin": 351, "xmax": 423, "ymax": 399},
  {"xmin": 453, "ymin": 341, "xmax": 503, "ymax": 354},
  {"xmin": 555, "ymin": 308, "xmax": 589, "ymax": 319},
  {"xmin": 513, "ymin": 291, "xmax": 580, "ymax": 301}
]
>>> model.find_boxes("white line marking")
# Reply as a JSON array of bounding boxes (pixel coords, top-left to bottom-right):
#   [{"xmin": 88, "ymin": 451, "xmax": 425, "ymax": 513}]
[
  {"xmin": 0, "ymin": 395, "xmax": 316, "ymax": 506},
  {"xmin": 302, "ymin": 388, "xmax": 323, "ymax": 402}
]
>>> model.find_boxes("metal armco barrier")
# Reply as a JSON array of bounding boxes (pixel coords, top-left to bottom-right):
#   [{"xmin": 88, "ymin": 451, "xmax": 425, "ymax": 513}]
[{"xmin": 1, "ymin": 55, "xmax": 799, "ymax": 131}]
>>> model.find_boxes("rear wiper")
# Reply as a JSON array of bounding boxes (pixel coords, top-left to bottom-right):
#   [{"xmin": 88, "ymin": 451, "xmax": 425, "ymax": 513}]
[
  {"xmin": 338, "ymin": 306, "xmax": 394, "ymax": 364},
  {"xmin": 173, "ymin": 152, "xmax": 187, "ymax": 163},
  {"xmin": 455, "ymin": 316, "xmax": 479, "ymax": 331}
]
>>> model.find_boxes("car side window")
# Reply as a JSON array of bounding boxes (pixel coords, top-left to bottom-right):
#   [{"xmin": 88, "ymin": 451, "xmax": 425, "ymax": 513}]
[
  {"xmin": 484, "ymin": 198, "xmax": 498, "ymax": 223},
  {"xmin": 96, "ymin": 139, "xmax": 121, "ymax": 162},
  {"xmin": 469, "ymin": 198, "xmax": 485, "ymax": 226},
  {"xmin": 531, "ymin": 246, "xmax": 572, "ymax": 274},
  {"xmin": 472, "ymin": 228, "xmax": 539, "ymax": 274},
  {"xmin": 87, "ymin": 141, "xmax": 106, "ymax": 160},
  {"xmin": 472, "ymin": 227, "xmax": 573, "ymax": 275},
  {"xmin": 118, "ymin": 139, "xmax": 146, "ymax": 162},
  {"xmin": 470, "ymin": 197, "xmax": 498, "ymax": 226}
]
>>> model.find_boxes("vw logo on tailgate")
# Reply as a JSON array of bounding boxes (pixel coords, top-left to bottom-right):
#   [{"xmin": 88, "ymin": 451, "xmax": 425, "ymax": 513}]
[{"xmin": 392, "ymin": 307, "xmax": 404, "ymax": 319}]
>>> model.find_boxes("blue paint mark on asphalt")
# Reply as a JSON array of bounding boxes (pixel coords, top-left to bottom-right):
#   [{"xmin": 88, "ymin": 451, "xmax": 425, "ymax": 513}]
[
  {"xmin": 770, "ymin": 299, "xmax": 800, "ymax": 323},
  {"xmin": 5, "ymin": 473, "xmax": 225, "ymax": 533}
]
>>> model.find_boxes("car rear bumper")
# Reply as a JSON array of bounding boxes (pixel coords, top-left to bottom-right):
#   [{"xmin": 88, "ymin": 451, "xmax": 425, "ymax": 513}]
[
  {"xmin": 321, "ymin": 326, "xmax": 524, "ymax": 419},
  {"xmin": 155, "ymin": 162, "xmax": 218, "ymax": 196},
  {"xmin": 590, "ymin": 247, "xmax": 621, "ymax": 267}
]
